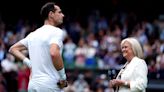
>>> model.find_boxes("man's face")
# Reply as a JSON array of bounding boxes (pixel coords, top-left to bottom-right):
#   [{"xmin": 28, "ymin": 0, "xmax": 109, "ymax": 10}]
[{"xmin": 52, "ymin": 5, "xmax": 64, "ymax": 25}]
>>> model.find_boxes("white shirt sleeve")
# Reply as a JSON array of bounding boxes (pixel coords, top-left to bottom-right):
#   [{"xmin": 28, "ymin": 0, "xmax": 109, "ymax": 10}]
[
  {"xmin": 19, "ymin": 35, "xmax": 30, "ymax": 48},
  {"xmin": 48, "ymin": 30, "xmax": 63, "ymax": 49},
  {"xmin": 130, "ymin": 60, "xmax": 148, "ymax": 92}
]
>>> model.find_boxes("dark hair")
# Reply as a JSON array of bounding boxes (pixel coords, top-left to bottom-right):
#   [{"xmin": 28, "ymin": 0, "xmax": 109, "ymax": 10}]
[{"xmin": 40, "ymin": 2, "xmax": 56, "ymax": 20}]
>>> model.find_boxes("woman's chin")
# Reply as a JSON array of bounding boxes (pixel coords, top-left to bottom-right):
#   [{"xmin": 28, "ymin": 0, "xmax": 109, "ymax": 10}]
[{"xmin": 123, "ymin": 54, "xmax": 127, "ymax": 58}]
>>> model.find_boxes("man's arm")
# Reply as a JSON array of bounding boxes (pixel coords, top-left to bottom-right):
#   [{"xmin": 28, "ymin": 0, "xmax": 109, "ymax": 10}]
[
  {"xmin": 50, "ymin": 43, "xmax": 67, "ymax": 88},
  {"xmin": 50, "ymin": 44, "xmax": 66, "ymax": 78},
  {"xmin": 9, "ymin": 42, "xmax": 31, "ymax": 68},
  {"xmin": 9, "ymin": 42, "xmax": 27, "ymax": 60},
  {"xmin": 50, "ymin": 44, "xmax": 64, "ymax": 70}
]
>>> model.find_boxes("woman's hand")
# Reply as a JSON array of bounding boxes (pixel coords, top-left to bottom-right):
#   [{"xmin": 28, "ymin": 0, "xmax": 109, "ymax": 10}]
[
  {"xmin": 109, "ymin": 79, "xmax": 125, "ymax": 87},
  {"xmin": 109, "ymin": 80, "xmax": 115, "ymax": 88}
]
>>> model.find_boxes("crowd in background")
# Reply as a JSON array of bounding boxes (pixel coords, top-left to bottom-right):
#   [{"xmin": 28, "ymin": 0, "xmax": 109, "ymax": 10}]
[{"xmin": 0, "ymin": 10, "xmax": 164, "ymax": 92}]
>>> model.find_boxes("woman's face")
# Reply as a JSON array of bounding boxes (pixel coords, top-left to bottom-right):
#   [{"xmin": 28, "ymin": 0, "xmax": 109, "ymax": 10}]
[{"xmin": 121, "ymin": 41, "xmax": 134, "ymax": 60}]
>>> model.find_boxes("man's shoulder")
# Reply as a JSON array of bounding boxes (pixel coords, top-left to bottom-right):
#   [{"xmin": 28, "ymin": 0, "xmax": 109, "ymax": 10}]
[
  {"xmin": 52, "ymin": 27, "xmax": 64, "ymax": 35},
  {"xmin": 42, "ymin": 25, "xmax": 63, "ymax": 32},
  {"xmin": 53, "ymin": 26, "xmax": 63, "ymax": 31}
]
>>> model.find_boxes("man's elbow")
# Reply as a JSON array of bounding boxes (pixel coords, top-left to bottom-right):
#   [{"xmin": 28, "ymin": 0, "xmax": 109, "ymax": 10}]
[
  {"xmin": 50, "ymin": 52, "xmax": 59, "ymax": 59},
  {"xmin": 50, "ymin": 50, "xmax": 60, "ymax": 59},
  {"xmin": 8, "ymin": 46, "xmax": 15, "ymax": 54}
]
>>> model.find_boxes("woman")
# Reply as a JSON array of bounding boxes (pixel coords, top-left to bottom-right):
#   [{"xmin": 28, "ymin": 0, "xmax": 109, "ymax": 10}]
[{"xmin": 109, "ymin": 37, "xmax": 148, "ymax": 92}]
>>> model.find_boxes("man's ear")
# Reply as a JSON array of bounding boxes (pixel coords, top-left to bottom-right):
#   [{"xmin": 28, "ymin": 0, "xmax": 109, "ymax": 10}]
[{"xmin": 49, "ymin": 11, "xmax": 54, "ymax": 18}]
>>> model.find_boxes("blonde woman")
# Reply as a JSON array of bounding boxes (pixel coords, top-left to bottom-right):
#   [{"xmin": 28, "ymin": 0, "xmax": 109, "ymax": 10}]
[{"xmin": 109, "ymin": 37, "xmax": 148, "ymax": 92}]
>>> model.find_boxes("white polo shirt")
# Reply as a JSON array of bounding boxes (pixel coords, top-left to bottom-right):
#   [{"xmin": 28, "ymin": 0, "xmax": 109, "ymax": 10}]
[{"xmin": 20, "ymin": 25, "xmax": 65, "ymax": 89}]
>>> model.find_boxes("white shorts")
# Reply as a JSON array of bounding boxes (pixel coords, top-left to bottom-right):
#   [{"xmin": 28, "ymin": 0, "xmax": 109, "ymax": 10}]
[{"xmin": 28, "ymin": 82, "xmax": 63, "ymax": 92}]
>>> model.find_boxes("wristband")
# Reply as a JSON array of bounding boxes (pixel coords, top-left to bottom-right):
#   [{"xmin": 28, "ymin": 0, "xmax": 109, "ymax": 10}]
[
  {"xmin": 58, "ymin": 68, "xmax": 66, "ymax": 80},
  {"xmin": 23, "ymin": 58, "xmax": 32, "ymax": 68}
]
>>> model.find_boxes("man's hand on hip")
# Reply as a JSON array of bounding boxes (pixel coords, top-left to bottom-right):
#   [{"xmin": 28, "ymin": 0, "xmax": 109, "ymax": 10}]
[{"xmin": 57, "ymin": 80, "xmax": 68, "ymax": 89}]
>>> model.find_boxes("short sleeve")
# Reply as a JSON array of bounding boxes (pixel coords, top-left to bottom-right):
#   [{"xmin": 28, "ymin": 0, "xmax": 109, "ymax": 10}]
[
  {"xmin": 48, "ymin": 29, "xmax": 64, "ymax": 48},
  {"xmin": 19, "ymin": 35, "xmax": 30, "ymax": 48}
]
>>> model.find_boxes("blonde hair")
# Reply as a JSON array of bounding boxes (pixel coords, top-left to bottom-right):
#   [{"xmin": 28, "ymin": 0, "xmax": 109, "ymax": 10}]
[{"xmin": 121, "ymin": 37, "xmax": 144, "ymax": 59}]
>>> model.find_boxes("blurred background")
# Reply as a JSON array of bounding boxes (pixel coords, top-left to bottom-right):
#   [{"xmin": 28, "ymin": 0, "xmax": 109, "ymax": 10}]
[{"xmin": 0, "ymin": 0, "xmax": 164, "ymax": 92}]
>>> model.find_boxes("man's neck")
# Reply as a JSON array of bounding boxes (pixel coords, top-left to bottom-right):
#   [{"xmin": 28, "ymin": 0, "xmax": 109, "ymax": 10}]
[{"xmin": 44, "ymin": 20, "xmax": 57, "ymax": 26}]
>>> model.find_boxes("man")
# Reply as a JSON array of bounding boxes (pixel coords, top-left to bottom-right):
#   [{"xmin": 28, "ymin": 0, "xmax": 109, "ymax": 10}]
[{"xmin": 9, "ymin": 2, "xmax": 67, "ymax": 92}]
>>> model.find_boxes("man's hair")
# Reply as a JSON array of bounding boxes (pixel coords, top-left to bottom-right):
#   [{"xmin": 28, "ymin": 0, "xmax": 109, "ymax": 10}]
[{"xmin": 40, "ymin": 2, "xmax": 56, "ymax": 20}]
